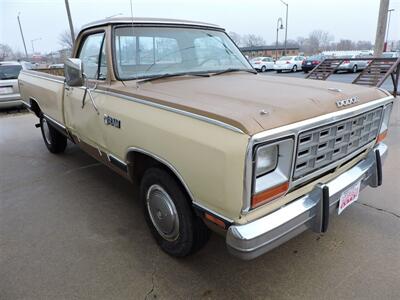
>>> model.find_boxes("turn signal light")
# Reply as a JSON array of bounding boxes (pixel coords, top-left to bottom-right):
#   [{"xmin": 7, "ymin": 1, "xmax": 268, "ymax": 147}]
[
  {"xmin": 376, "ymin": 130, "xmax": 388, "ymax": 144},
  {"xmin": 251, "ymin": 182, "xmax": 289, "ymax": 208},
  {"xmin": 204, "ymin": 213, "xmax": 226, "ymax": 229}
]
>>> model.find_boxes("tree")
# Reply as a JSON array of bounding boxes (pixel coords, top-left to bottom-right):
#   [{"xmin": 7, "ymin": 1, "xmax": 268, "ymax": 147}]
[
  {"xmin": 58, "ymin": 30, "xmax": 77, "ymax": 51},
  {"xmin": 228, "ymin": 32, "xmax": 242, "ymax": 46},
  {"xmin": 355, "ymin": 41, "xmax": 373, "ymax": 50},
  {"xmin": 241, "ymin": 34, "xmax": 266, "ymax": 47},
  {"xmin": 0, "ymin": 44, "xmax": 14, "ymax": 61},
  {"xmin": 335, "ymin": 39, "xmax": 355, "ymax": 51}
]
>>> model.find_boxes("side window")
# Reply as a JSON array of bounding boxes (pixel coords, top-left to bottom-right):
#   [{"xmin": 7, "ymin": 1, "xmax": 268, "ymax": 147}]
[{"xmin": 78, "ymin": 32, "xmax": 107, "ymax": 80}]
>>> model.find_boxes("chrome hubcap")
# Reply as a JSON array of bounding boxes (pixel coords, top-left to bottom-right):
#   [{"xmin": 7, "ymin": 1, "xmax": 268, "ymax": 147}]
[
  {"xmin": 42, "ymin": 119, "xmax": 51, "ymax": 144},
  {"xmin": 146, "ymin": 184, "xmax": 179, "ymax": 241}
]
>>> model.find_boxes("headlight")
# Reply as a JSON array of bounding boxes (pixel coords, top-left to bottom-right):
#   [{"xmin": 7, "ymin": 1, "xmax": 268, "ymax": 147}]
[
  {"xmin": 255, "ymin": 145, "xmax": 278, "ymax": 177},
  {"xmin": 252, "ymin": 138, "xmax": 294, "ymax": 208},
  {"xmin": 377, "ymin": 103, "xmax": 393, "ymax": 143}
]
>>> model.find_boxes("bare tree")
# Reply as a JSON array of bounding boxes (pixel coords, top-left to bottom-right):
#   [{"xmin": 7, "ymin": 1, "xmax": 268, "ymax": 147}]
[
  {"xmin": 335, "ymin": 39, "xmax": 355, "ymax": 51},
  {"xmin": 242, "ymin": 34, "xmax": 266, "ymax": 47},
  {"xmin": 0, "ymin": 44, "xmax": 14, "ymax": 61},
  {"xmin": 58, "ymin": 29, "xmax": 77, "ymax": 51},
  {"xmin": 355, "ymin": 41, "xmax": 373, "ymax": 50},
  {"xmin": 228, "ymin": 32, "xmax": 242, "ymax": 47}
]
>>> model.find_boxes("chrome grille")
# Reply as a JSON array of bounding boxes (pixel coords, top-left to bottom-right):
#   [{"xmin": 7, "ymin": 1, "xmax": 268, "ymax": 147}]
[{"xmin": 293, "ymin": 108, "xmax": 383, "ymax": 180}]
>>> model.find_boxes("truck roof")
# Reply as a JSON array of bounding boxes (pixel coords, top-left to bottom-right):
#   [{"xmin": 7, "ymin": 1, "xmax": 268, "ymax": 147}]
[{"xmin": 80, "ymin": 17, "xmax": 222, "ymax": 34}]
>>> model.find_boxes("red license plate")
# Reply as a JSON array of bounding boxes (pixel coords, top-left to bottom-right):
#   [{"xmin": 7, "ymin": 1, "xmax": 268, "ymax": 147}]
[{"xmin": 338, "ymin": 181, "xmax": 361, "ymax": 215}]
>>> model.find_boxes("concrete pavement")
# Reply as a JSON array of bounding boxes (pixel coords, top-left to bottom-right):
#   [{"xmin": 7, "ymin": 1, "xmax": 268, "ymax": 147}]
[{"xmin": 1, "ymin": 102, "xmax": 399, "ymax": 299}]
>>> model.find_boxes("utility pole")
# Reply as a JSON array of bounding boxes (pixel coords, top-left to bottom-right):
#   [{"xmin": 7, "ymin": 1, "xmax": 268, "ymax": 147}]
[
  {"xmin": 64, "ymin": 0, "xmax": 75, "ymax": 44},
  {"xmin": 31, "ymin": 38, "xmax": 41, "ymax": 54},
  {"xmin": 280, "ymin": 0, "xmax": 288, "ymax": 56},
  {"xmin": 385, "ymin": 9, "xmax": 395, "ymax": 51},
  {"xmin": 17, "ymin": 12, "xmax": 28, "ymax": 58},
  {"xmin": 374, "ymin": 0, "xmax": 390, "ymax": 57}
]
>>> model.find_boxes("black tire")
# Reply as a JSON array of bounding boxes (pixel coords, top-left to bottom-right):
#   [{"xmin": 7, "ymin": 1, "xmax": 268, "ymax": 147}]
[
  {"xmin": 352, "ymin": 65, "xmax": 358, "ymax": 73},
  {"xmin": 40, "ymin": 117, "xmax": 67, "ymax": 154},
  {"xmin": 261, "ymin": 65, "xmax": 266, "ymax": 72},
  {"xmin": 303, "ymin": 70, "xmax": 309, "ymax": 74},
  {"xmin": 292, "ymin": 65, "xmax": 298, "ymax": 72},
  {"xmin": 140, "ymin": 167, "xmax": 210, "ymax": 257}
]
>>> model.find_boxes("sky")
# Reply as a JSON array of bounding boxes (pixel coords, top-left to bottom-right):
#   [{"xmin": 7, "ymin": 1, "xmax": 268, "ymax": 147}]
[{"xmin": 1, "ymin": 0, "xmax": 399, "ymax": 54}]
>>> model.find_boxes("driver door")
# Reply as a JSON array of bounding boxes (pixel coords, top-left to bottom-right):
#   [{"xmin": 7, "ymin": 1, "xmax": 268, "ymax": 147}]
[{"xmin": 64, "ymin": 30, "xmax": 108, "ymax": 150}]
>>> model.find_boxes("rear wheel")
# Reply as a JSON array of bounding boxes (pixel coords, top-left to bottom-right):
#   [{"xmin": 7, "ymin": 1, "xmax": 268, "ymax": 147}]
[
  {"xmin": 40, "ymin": 117, "xmax": 67, "ymax": 154},
  {"xmin": 140, "ymin": 167, "xmax": 210, "ymax": 257},
  {"xmin": 292, "ymin": 65, "xmax": 298, "ymax": 72},
  {"xmin": 352, "ymin": 65, "xmax": 358, "ymax": 73}
]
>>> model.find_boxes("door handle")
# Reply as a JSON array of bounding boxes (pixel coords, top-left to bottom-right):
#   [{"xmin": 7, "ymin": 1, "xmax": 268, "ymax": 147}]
[{"xmin": 65, "ymin": 86, "xmax": 71, "ymax": 91}]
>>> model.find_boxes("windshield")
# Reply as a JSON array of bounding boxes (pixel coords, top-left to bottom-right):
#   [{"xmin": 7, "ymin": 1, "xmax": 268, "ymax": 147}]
[
  {"xmin": 278, "ymin": 56, "xmax": 292, "ymax": 61},
  {"xmin": 114, "ymin": 26, "xmax": 251, "ymax": 80},
  {"xmin": 251, "ymin": 57, "xmax": 262, "ymax": 62},
  {"xmin": 0, "ymin": 65, "xmax": 22, "ymax": 80}
]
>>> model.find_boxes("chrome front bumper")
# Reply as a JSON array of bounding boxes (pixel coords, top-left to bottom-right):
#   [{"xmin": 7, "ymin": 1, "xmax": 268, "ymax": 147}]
[{"xmin": 226, "ymin": 143, "xmax": 387, "ymax": 260}]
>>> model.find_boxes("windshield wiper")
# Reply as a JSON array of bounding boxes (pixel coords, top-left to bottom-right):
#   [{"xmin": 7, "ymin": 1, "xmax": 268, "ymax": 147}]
[
  {"xmin": 212, "ymin": 68, "xmax": 257, "ymax": 76},
  {"xmin": 136, "ymin": 72, "xmax": 210, "ymax": 85}
]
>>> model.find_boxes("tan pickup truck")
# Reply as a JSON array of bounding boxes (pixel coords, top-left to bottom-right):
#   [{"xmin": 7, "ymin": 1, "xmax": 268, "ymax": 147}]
[{"xmin": 19, "ymin": 18, "xmax": 394, "ymax": 259}]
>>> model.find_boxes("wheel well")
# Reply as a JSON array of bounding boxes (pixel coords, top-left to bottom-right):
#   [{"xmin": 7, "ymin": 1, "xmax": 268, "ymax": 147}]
[
  {"xmin": 126, "ymin": 150, "xmax": 194, "ymax": 203},
  {"xmin": 29, "ymin": 98, "xmax": 42, "ymax": 118}
]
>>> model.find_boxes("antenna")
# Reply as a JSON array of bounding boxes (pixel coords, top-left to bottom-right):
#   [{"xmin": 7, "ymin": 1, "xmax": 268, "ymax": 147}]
[{"xmin": 130, "ymin": 0, "xmax": 134, "ymax": 28}]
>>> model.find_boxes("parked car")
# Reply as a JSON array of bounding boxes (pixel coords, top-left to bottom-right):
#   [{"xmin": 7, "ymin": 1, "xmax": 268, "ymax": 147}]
[
  {"xmin": 274, "ymin": 56, "xmax": 305, "ymax": 73},
  {"xmin": 0, "ymin": 61, "xmax": 26, "ymax": 109},
  {"xmin": 302, "ymin": 55, "xmax": 326, "ymax": 73},
  {"xmin": 49, "ymin": 63, "xmax": 65, "ymax": 69},
  {"xmin": 336, "ymin": 54, "xmax": 369, "ymax": 73},
  {"xmin": 382, "ymin": 52, "xmax": 399, "ymax": 58},
  {"xmin": 250, "ymin": 56, "xmax": 274, "ymax": 72},
  {"xmin": 19, "ymin": 17, "xmax": 394, "ymax": 260}
]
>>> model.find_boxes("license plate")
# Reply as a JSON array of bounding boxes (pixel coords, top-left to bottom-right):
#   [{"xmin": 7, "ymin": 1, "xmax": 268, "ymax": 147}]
[
  {"xmin": 0, "ymin": 87, "xmax": 13, "ymax": 94},
  {"xmin": 338, "ymin": 181, "xmax": 361, "ymax": 215},
  {"xmin": 307, "ymin": 62, "xmax": 312, "ymax": 65}
]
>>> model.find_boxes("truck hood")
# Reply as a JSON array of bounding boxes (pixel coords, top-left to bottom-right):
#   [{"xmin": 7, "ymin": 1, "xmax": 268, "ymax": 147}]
[{"xmin": 108, "ymin": 73, "xmax": 388, "ymax": 135}]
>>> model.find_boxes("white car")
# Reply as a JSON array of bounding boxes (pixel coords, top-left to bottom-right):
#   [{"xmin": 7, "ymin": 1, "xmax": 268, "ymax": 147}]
[
  {"xmin": 274, "ymin": 56, "xmax": 305, "ymax": 73},
  {"xmin": 250, "ymin": 57, "xmax": 275, "ymax": 72}
]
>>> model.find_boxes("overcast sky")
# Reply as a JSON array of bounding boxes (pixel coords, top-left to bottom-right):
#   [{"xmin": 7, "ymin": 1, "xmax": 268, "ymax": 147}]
[{"xmin": 1, "ymin": 0, "xmax": 399, "ymax": 53}]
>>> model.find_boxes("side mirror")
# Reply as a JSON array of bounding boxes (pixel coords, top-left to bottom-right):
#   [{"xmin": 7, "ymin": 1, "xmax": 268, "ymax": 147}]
[{"xmin": 65, "ymin": 58, "xmax": 84, "ymax": 87}]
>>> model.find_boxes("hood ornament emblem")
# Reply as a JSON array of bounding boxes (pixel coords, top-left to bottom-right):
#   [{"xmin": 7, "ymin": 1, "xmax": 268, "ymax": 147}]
[
  {"xmin": 328, "ymin": 88, "xmax": 343, "ymax": 92},
  {"xmin": 336, "ymin": 96, "xmax": 359, "ymax": 108}
]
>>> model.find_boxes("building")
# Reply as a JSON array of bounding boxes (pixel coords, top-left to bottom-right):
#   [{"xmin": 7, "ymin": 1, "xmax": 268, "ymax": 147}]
[{"xmin": 240, "ymin": 46, "xmax": 300, "ymax": 58}]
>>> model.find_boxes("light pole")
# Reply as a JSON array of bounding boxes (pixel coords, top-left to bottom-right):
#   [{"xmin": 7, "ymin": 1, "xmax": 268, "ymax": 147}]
[
  {"xmin": 30, "ymin": 38, "xmax": 41, "ymax": 54},
  {"xmin": 275, "ymin": 18, "xmax": 284, "ymax": 61},
  {"xmin": 280, "ymin": 0, "xmax": 288, "ymax": 55},
  {"xmin": 384, "ymin": 9, "xmax": 395, "ymax": 51},
  {"xmin": 64, "ymin": 0, "xmax": 75, "ymax": 44},
  {"xmin": 17, "ymin": 12, "xmax": 28, "ymax": 58}
]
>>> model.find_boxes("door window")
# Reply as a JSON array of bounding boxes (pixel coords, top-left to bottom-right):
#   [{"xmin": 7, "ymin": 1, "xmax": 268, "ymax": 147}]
[{"xmin": 78, "ymin": 32, "xmax": 107, "ymax": 80}]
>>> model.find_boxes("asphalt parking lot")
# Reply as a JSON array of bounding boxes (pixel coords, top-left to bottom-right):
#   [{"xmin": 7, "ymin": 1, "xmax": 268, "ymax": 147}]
[{"xmin": 1, "ymin": 74, "xmax": 400, "ymax": 299}]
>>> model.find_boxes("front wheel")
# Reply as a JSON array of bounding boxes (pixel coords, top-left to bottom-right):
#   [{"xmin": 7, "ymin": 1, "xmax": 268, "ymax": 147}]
[
  {"xmin": 352, "ymin": 65, "xmax": 358, "ymax": 73},
  {"xmin": 261, "ymin": 65, "xmax": 266, "ymax": 72},
  {"xmin": 292, "ymin": 65, "xmax": 298, "ymax": 72},
  {"xmin": 40, "ymin": 117, "xmax": 67, "ymax": 154},
  {"xmin": 140, "ymin": 167, "xmax": 210, "ymax": 257}
]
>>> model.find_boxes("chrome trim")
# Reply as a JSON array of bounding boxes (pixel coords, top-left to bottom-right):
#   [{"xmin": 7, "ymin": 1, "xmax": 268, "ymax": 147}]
[
  {"xmin": 21, "ymin": 70, "xmax": 64, "ymax": 84},
  {"xmin": 80, "ymin": 17, "xmax": 222, "ymax": 34},
  {"xmin": 95, "ymin": 89, "xmax": 245, "ymax": 134},
  {"xmin": 107, "ymin": 153, "xmax": 126, "ymax": 166},
  {"xmin": 126, "ymin": 146, "xmax": 233, "ymax": 223},
  {"xmin": 43, "ymin": 113, "xmax": 66, "ymax": 130},
  {"xmin": 242, "ymin": 95, "xmax": 394, "ymax": 213},
  {"xmin": 228, "ymin": 143, "xmax": 387, "ymax": 260}
]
